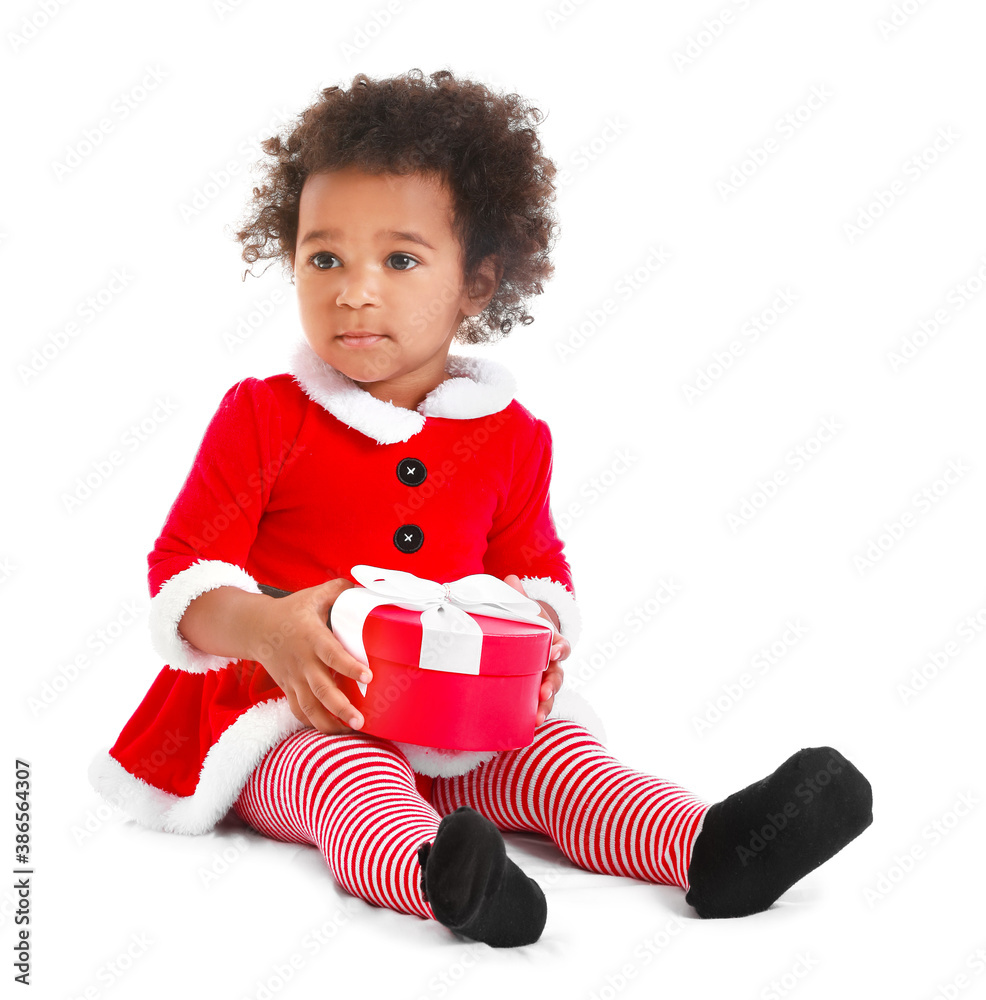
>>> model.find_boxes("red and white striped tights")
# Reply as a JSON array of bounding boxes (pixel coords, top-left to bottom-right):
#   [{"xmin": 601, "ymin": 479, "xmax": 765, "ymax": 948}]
[{"xmin": 232, "ymin": 718, "xmax": 710, "ymax": 920}]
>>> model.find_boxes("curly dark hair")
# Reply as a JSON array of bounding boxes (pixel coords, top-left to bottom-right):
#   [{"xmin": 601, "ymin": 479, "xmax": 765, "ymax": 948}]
[{"xmin": 232, "ymin": 67, "xmax": 559, "ymax": 344}]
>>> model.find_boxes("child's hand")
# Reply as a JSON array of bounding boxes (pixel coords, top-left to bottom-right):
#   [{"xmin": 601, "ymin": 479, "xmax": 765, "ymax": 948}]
[
  {"xmin": 251, "ymin": 578, "xmax": 373, "ymax": 735},
  {"xmin": 502, "ymin": 574, "xmax": 570, "ymax": 726}
]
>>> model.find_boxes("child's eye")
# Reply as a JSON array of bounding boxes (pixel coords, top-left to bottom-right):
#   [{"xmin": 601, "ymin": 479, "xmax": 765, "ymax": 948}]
[
  {"xmin": 388, "ymin": 253, "xmax": 418, "ymax": 271},
  {"xmin": 309, "ymin": 252, "xmax": 339, "ymax": 270}
]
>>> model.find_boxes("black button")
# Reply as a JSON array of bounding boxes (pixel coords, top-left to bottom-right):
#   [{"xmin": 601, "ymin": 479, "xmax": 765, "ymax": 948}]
[
  {"xmin": 397, "ymin": 457, "xmax": 427, "ymax": 486},
  {"xmin": 394, "ymin": 523, "xmax": 424, "ymax": 553}
]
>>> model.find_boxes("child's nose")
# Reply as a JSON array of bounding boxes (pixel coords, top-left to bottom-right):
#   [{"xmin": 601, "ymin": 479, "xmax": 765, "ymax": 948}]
[{"xmin": 334, "ymin": 265, "xmax": 380, "ymax": 307}]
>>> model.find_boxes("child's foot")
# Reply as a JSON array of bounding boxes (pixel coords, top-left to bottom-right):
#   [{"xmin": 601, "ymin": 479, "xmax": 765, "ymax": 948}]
[
  {"xmin": 417, "ymin": 805, "xmax": 547, "ymax": 947},
  {"xmin": 684, "ymin": 746, "xmax": 873, "ymax": 918}
]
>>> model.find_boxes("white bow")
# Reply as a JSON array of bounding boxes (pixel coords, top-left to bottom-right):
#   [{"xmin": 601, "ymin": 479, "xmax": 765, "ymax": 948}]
[{"xmin": 331, "ymin": 565, "xmax": 554, "ymax": 694}]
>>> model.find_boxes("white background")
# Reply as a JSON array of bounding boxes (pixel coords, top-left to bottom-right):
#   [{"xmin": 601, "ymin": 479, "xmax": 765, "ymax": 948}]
[{"xmin": 4, "ymin": 0, "xmax": 986, "ymax": 997}]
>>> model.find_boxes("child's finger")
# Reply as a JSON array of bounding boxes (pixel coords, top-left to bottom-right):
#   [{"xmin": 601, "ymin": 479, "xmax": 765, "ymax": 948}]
[
  {"xmin": 535, "ymin": 654, "xmax": 562, "ymax": 724},
  {"xmin": 283, "ymin": 689, "xmax": 310, "ymax": 727},
  {"xmin": 316, "ymin": 632, "xmax": 374, "ymax": 686},
  {"xmin": 286, "ymin": 687, "xmax": 350, "ymax": 735},
  {"xmin": 542, "ymin": 661, "xmax": 564, "ymax": 695},
  {"xmin": 301, "ymin": 669, "xmax": 364, "ymax": 731}
]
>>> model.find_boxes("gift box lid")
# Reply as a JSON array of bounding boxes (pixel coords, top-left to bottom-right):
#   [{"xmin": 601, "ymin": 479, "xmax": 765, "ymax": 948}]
[{"xmin": 358, "ymin": 603, "xmax": 551, "ymax": 678}]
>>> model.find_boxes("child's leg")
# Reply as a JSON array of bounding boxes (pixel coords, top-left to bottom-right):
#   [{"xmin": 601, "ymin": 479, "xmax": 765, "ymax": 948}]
[
  {"xmin": 431, "ymin": 719, "xmax": 873, "ymax": 918},
  {"xmin": 232, "ymin": 727, "xmax": 548, "ymax": 945},
  {"xmin": 430, "ymin": 718, "xmax": 709, "ymax": 890},
  {"xmin": 232, "ymin": 728, "xmax": 439, "ymax": 918}
]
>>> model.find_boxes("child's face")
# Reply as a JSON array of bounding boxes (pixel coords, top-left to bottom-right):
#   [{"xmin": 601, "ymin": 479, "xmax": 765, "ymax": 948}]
[{"xmin": 292, "ymin": 166, "xmax": 495, "ymax": 406}]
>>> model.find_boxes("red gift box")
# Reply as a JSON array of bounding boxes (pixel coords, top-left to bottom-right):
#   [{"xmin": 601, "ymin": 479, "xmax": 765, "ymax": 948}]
[{"xmin": 330, "ymin": 566, "xmax": 554, "ymax": 751}]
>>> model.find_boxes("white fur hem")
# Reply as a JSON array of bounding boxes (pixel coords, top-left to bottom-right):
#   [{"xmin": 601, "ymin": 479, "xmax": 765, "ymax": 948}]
[
  {"xmin": 88, "ymin": 698, "xmax": 306, "ymax": 835},
  {"xmin": 392, "ymin": 743, "xmax": 500, "ymax": 777},
  {"xmin": 520, "ymin": 576, "xmax": 582, "ymax": 648},
  {"xmin": 149, "ymin": 559, "xmax": 261, "ymax": 673},
  {"xmin": 88, "ymin": 689, "xmax": 606, "ymax": 829}
]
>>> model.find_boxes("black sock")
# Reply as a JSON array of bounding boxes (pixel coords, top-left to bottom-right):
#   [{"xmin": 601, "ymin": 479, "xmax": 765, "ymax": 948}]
[
  {"xmin": 684, "ymin": 746, "xmax": 873, "ymax": 919},
  {"xmin": 417, "ymin": 806, "xmax": 547, "ymax": 947}
]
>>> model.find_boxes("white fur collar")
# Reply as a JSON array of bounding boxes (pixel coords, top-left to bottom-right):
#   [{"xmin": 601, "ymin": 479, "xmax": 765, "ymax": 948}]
[{"xmin": 288, "ymin": 339, "xmax": 516, "ymax": 444}]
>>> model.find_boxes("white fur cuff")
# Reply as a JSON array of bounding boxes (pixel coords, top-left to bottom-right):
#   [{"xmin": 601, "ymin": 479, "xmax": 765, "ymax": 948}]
[
  {"xmin": 520, "ymin": 575, "xmax": 582, "ymax": 648},
  {"xmin": 149, "ymin": 559, "xmax": 262, "ymax": 672}
]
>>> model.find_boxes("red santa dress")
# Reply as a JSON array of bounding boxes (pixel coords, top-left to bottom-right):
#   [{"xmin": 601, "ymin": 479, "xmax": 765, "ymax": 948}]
[{"xmin": 88, "ymin": 339, "xmax": 603, "ymax": 835}]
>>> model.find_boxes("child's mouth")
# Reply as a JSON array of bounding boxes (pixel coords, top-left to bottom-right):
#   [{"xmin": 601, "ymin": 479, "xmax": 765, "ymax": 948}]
[{"xmin": 339, "ymin": 333, "xmax": 386, "ymax": 347}]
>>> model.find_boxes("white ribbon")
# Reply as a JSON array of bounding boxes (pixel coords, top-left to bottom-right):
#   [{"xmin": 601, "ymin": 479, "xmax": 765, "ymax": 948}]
[{"xmin": 330, "ymin": 565, "xmax": 554, "ymax": 695}]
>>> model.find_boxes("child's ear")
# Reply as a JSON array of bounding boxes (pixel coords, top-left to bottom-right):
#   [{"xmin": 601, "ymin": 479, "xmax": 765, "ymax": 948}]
[{"xmin": 463, "ymin": 255, "xmax": 502, "ymax": 316}]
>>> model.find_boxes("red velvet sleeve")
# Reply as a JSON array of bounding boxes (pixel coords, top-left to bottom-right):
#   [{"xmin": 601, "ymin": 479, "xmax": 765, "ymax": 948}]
[
  {"xmin": 482, "ymin": 419, "xmax": 574, "ymax": 594},
  {"xmin": 147, "ymin": 378, "xmax": 283, "ymax": 598}
]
